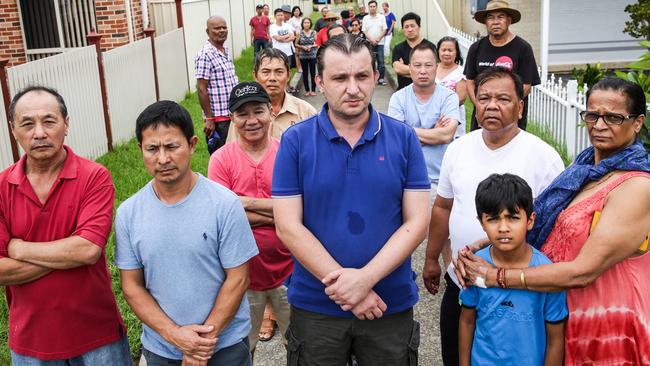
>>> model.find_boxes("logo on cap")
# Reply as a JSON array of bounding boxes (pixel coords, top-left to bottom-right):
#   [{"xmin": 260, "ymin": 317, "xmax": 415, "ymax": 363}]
[{"xmin": 235, "ymin": 85, "xmax": 259, "ymax": 97}]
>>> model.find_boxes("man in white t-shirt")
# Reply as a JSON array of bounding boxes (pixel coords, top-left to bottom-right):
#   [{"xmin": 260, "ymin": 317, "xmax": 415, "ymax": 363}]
[
  {"xmin": 270, "ymin": 7, "xmax": 295, "ymax": 59},
  {"xmin": 362, "ymin": 0, "xmax": 387, "ymax": 85},
  {"xmin": 422, "ymin": 67, "xmax": 564, "ymax": 366}
]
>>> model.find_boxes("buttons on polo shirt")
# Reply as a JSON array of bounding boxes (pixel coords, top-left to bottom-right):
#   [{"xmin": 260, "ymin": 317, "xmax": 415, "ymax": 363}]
[{"xmin": 347, "ymin": 152, "xmax": 359, "ymax": 174}]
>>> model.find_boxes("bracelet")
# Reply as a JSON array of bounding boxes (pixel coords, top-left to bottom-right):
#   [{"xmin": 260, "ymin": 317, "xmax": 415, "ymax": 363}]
[
  {"xmin": 497, "ymin": 268, "xmax": 507, "ymax": 289},
  {"xmin": 520, "ymin": 270, "xmax": 527, "ymax": 289}
]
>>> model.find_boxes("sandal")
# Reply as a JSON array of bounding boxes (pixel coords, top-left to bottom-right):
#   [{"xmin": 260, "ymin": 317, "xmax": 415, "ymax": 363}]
[{"xmin": 258, "ymin": 312, "xmax": 276, "ymax": 342}]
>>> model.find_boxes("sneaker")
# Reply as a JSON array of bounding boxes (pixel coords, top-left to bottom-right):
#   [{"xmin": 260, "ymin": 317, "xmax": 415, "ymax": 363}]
[{"xmin": 377, "ymin": 79, "xmax": 387, "ymax": 86}]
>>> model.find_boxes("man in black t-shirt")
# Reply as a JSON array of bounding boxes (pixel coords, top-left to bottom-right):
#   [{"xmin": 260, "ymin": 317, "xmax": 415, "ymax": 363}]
[
  {"xmin": 391, "ymin": 12, "xmax": 437, "ymax": 91},
  {"xmin": 464, "ymin": 0, "xmax": 540, "ymax": 131}
]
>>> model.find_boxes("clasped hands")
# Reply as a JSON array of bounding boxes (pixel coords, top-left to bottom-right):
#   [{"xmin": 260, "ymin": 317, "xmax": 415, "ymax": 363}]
[
  {"xmin": 321, "ymin": 268, "xmax": 387, "ymax": 320},
  {"xmin": 168, "ymin": 324, "xmax": 219, "ymax": 366}
]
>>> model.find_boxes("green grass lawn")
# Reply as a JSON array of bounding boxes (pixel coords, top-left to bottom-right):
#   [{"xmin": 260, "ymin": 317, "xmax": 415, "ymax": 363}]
[
  {"xmin": 0, "ymin": 43, "xmax": 261, "ymax": 364},
  {"xmin": 0, "ymin": 40, "xmax": 571, "ymax": 364}
]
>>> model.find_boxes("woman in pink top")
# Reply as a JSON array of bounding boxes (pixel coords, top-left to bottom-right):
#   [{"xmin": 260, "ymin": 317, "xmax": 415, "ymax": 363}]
[{"xmin": 455, "ymin": 78, "xmax": 650, "ymax": 364}]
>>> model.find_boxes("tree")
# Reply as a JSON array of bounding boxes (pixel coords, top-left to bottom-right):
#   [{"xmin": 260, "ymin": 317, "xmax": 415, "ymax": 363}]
[{"xmin": 623, "ymin": 0, "xmax": 650, "ymax": 40}]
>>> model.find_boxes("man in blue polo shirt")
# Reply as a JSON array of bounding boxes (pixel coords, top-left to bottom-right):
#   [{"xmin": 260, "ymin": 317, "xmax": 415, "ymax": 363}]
[{"xmin": 273, "ymin": 34, "xmax": 430, "ymax": 365}]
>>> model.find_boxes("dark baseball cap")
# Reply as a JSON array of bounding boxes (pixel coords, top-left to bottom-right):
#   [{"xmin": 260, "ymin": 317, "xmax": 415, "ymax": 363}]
[
  {"xmin": 228, "ymin": 82, "xmax": 270, "ymax": 113},
  {"xmin": 281, "ymin": 4, "xmax": 291, "ymax": 13}
]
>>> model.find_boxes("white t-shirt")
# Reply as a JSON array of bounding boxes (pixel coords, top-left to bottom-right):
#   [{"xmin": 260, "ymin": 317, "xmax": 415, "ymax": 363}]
[
  {"xmin": 288, "ymin": 16, "xmax": 302, "ymax": 34},
  {"xmin": 362, "ymin": 14, "xmax": 387, "ymax": 45},
  {"xmin": 270, "ymin": 22, "xmax": 294, "ymax": 56},
  {"xmin": 437, "ymin": 129, "xmax": 564, "ymax": 287}
]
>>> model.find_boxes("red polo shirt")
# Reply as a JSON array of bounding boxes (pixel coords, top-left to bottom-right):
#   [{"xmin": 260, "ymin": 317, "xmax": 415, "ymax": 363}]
[
  {"xmin": 0, "ymin": 146, "xmax": 125, "ymax": 360},
  {"xmin": 207, "ymin": 139, "xmax": 293, "ymax": 291}
]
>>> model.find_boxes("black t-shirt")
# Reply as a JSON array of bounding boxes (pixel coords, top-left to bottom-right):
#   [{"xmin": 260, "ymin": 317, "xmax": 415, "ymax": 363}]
[
  {"xmin": 464, "ymin": 35, "xmax": 540, "ymax": 130},
  {"xmin": 315, "ymin": 18, "xmax": 327, "ymax": 32},
  {"xmin": 391, "ymin": 38, "xmax": 437, "ymax": 91},
  {"xmin": 355, "ymin": 12, "xmax": 367, "ymax": 22}
]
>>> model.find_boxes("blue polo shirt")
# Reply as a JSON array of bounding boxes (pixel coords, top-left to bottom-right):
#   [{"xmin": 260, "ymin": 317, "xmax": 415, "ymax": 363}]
[{"xmin": 272, "ymin": 104, "xmax": 430, "ymax": 317}]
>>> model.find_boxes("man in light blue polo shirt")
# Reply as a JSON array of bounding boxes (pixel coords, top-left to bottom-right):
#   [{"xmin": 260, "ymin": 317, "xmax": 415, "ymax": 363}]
[
  {"xmin": 115, "ymin": 101, "xmax": 258, "ymax": 366},
  {"xmin": 388, "ymin": 41, "xmax": 460, "ymax": 199},
  {"xmin": 273, "ymin": 34, "xmax": 431, "ymax": 366}
]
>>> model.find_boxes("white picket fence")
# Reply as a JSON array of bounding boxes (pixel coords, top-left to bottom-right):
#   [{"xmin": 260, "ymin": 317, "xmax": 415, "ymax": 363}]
[
  {"xmin": 0, "ymin": 28, "xmax": 189, "ymax": 171},
  {"xmin": 156, "ymin": 28, "xmax": 190, "ymax": 102},
  {"xmin": 0, "ymin": 87, "xmax": 13, "ymax": 170},
  {"xmin": 448, "ymin": 27, "xmax": 589, "ymax": 160},
  {"xmin": 7, "ymin": 46, "xmax": 109, "ymax": 160},
  {"xmin": 529, "ymin": 74, "xmax": 590, "ymax": 159},
  {"xmin": 105, "ymin": 38, "xmax": 157, "ymax": 145}
]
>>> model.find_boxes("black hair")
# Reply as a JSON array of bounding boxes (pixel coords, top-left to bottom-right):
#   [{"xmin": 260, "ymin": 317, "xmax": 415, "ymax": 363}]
[
  {"xmin": 254, "ymin": 47, "xmax": 290, "ymax": 74},
  {"xmin": 340, "ymin": 10, "xmax": 350, "ymax": 19},
  {"xmin": 274, "ymin": 8, "xmax": 283, "ymax": 16},
  {"xmin": 136, "ymin": 100, "xmax": 194, "ymax": 144},
  {"xmin": 291, "ymin": 6, "xmax": 302, "ymax": 16},
  {"xmin": 327, "ymin": 23, "xmax": 348, "ymax": 38},
  {"xmin": 587, "ymin": 78, "xmax": 647, "ymax": 117},
  {"xmin": 401, "ymin": 12, "xmax": 421, "ymax": 27},
  {"xmin": 409, "ymin": 40, "xmax": 438, "ymax": 62},
  {"xmin": 317, "ymin": 33, "xmax": 375, "ymax": 75},
  {"xmin": 474, "ymin": 66, "xmax": 524, "ymax": 100},
  {"xmin": 475, "ymin": 173, "xmax": 534, "ymax": 219},
  {"xmin": 9, "ymin": 85, "xmax": 68, "ymax": 123},
  {"xmin": 301, "ymin": 17, "xmax": 313, "ymax": 29},
  {"xmin": 368, "ymin": 0, "xmax": 378, "ymax": 6},
  {"xmin": 437, "ymin": 36, "xmax": 463, "ymax": 66}
]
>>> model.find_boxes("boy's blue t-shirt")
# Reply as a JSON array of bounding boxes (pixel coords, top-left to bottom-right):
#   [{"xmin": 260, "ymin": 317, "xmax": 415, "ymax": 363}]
[
  {"xmin": 114, "ymin": 175, "xmax": 259, "ymax": 360},
  {"xmin": 459, "ymin": 245, "xmax": 568, "ymax": 366}
]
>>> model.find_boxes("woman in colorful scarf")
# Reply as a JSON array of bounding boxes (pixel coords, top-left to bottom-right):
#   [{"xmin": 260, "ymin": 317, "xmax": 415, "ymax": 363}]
[{"xmin": 454, "ymin": 78, "xmax": 650, "ymax": 364}]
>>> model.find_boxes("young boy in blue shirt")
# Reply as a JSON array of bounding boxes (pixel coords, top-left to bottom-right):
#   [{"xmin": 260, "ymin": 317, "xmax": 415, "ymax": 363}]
[{"xmin": 458, "ymin": 173, "xmax": 568, "ymax": 366}]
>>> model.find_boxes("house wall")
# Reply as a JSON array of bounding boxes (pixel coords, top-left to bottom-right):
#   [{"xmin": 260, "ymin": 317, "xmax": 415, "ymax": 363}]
[
  {"xmin": 95, "ymin": 0, "xmax": 131, "ymax": 50},
  {"xmin": 0, "ymin": 0, "xmax": 26, "ymax": 66},
  {"xmin": 131, "ymin": 0, "xmax": 146, "ymax": 40}
]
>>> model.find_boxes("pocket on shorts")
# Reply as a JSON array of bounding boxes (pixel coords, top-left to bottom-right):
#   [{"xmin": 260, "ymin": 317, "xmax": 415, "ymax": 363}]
[
  {"xmin": 286, "ymin": 327, "xmax": 302, "ymax": 366},
  {"xmin": 408, "ymin": 321, "xmax": 420, "ymax": 365}
]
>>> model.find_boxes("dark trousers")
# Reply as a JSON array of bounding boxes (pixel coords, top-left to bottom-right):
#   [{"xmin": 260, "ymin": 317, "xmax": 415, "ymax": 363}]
[
  {"xmin": 300, "ymin": 58, "xmax": 317, "ymax": 92},
  {"xmin": 440, "ymin": 273, "xmax": 461, "ymax": 366},
  {"xmin": 286, "ymin": 306, "xmax": 419, "ymax": 366},
  {"xmin": 253, "ymin": 39, "xmax": 269, "ymax": 58},
  {"xmin": 206, "ymin": 120, "xmax": 231, "ymax": 155},
  {"xmin": 372, "ymin": 45, "xmax": 386, "ymax": 79},
  {"xmin": 142, "ymin": 338, "xmax": 252, "ymax": 366}
]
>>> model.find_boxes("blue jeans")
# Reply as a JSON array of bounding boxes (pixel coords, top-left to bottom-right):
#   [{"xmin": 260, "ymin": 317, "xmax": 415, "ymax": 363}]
[
  {"xmin": 10, "ymin": 335, "xmax": 132, "ymax": 366},
  {"xmin": 253, "ymin": 39, "xmax": 269, "ymax": 58},
  {"xmin": 373, "ymin": 44, "xmax": 385, "ymax": 79},
  {"xmin": 142, "ymin": 338, "xmax": 252, "ymax": 366}
]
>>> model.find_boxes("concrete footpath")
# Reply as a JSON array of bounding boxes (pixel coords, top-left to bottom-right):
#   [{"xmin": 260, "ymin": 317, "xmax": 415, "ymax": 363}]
[
  {"xmin": 138, "ymin": 78, "xmax": 446, "ymax": 366},
  {"xmin": 253, "ymin": 80, "xmax": 446, "ymax": 365}
]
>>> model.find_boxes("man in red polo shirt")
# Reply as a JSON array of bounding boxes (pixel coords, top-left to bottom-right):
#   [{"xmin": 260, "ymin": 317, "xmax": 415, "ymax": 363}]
[
  {"xmin": 208, "ymin": 82, "xmax": 293, "ymax": 360},
  {"xmin": 0, "ymin": 86, "xmax": 130, "ymax": 365}
]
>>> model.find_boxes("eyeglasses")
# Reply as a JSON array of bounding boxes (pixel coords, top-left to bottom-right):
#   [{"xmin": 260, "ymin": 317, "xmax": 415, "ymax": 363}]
[{"xmin": 579, "ymin": 111, "xmax": 638, "ymax": 125}]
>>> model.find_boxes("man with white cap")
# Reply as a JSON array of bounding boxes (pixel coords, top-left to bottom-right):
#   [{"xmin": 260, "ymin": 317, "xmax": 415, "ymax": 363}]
[{"xmin": 464, "ymin": 0, "xmax": 540, "ymax": 131}]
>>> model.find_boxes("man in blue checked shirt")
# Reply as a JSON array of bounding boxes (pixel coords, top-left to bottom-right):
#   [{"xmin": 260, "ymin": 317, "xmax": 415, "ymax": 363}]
[
  {"xmin": 196, "ymin": 16, "xmax": 238, "ymax": 154},
  {"xmin": 272, "ymin": 34, "xmax": 430, "ymax": 366}
]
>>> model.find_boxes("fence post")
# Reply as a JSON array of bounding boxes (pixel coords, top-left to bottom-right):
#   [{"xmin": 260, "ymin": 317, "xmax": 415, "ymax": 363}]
[
  {"xmin": 0, "ymin": 59, "xmax": 19, "ymax": 163},
  {"xmin": 145, "ymin": 28, "xmax": 160, "ymax": 101},
  {"xmin": 86, "ymin": 31, "xmax": 114, "ymax": 151},
  {"xmin": 175, "ymin": 0, "xmax": 184, "ymax": 28},
  {"xmin": 565, "ymin": 80, "xmax": 578, "ymax": 159}
]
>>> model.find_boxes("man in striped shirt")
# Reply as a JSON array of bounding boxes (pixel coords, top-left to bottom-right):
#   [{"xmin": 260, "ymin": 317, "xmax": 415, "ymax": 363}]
[{"xmin": 196, "ymin": 15, "xmax": 238, "ymax": 154}]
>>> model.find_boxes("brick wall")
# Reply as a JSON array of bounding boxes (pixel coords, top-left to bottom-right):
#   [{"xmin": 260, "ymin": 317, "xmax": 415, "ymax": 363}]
[
  {"xmin": 95, "ymin": 0, "xmax": 130, "ymax": 51},
  {"xmin": 460, "ymin": 0, "xmax": 541, "ymax": 61},
  {"xmin": 0, "ymin": 0, "xmax": 26, "ymax": 66},
  {"xmin": 131, "ymin": 0, "xmax": 146, "ymax": 40}
]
